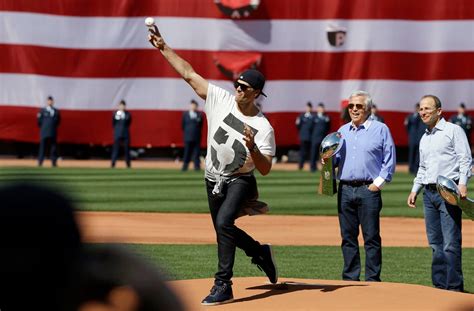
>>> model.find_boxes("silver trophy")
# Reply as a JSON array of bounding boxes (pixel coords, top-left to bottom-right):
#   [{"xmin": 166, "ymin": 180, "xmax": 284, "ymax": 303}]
[
  {"xmin": 318, "ymin": 132, "xmax": 342, "ymax": 196},
  {"xmin": 436, "ymin": 175, "xmax": 474, "ymax": 220}
]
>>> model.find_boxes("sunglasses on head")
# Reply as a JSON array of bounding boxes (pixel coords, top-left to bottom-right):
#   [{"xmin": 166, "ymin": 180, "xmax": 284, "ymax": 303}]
[
  {"xmin": 234, "ymin": 81, "xmax": 252, "ymax": 92},
  {"xmin": 348, "ymin": 103, "xmax": 365, "ymax": 110}
]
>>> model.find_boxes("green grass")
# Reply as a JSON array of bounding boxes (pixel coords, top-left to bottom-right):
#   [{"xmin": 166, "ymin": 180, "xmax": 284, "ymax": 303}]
[
  {"xmin": 125, "ymin": 244, "xmax": 474, "ymax": 292},
  {"xmin": 0, "ymin": 167, "xmax": 472, "ymax": 218},
  {"xmin": 1, "ymin": 166, "xmax": 472, "ymax": 291}
]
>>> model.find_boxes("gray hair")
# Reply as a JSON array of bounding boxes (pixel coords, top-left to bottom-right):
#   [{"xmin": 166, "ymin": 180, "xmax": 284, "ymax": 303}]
[{"xmin": 349, "ymin": 90, "xmax": 373, "ymax": 111}]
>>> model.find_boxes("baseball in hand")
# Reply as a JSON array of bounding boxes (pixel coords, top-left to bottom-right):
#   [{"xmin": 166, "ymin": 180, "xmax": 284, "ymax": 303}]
[{"xmin": 145, "ymin": 17, "xmax": 155, "ymax": 26}]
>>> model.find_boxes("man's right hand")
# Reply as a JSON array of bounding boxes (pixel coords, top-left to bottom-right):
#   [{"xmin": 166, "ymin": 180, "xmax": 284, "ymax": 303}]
[
  {"xmin": 148, "ymin": 26, "xmax": 165, "ymax": 50},
  {"xmin": 407, "ymin": 192, "xmax": 417, "ymax": 208}
]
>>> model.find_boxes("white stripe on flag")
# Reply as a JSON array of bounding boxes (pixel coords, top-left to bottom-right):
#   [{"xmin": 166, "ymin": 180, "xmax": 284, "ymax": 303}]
[
  {"xmin": 2, "ymin": 12, "xmax": 473, "ymax": 52},
  {"xmin": 1, "ymin": 74, "xmax": 472, "ymax": 112}
]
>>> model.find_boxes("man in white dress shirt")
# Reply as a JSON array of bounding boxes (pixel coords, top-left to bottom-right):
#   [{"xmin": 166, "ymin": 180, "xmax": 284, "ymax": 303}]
[{"xmin": 407, "ymin": 94, "xmax": 471, "ymax": 292}]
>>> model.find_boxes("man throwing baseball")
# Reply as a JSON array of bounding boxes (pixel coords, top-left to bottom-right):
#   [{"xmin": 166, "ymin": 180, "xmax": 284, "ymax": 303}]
[{"xmin": 148, "ymin": 21, "xmax": 277, "ymax": 305}]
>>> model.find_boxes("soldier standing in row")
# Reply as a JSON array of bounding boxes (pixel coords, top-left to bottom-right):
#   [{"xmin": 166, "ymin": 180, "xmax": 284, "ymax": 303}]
[
  {"xmin": 182, "ymin": 99, "xmax": 204, "ymax": 171},
  {"xmin": 405, "ymin": 103, "xmax": 426, "ymax": 174},
  {"xmin": 296, "ymin": 102, "xmax": 314, "ymax": 170},
  {"xmin": 111, "ymin": 100, "xmax": 132, "ymax": 168},
  {"xmin": 310, "ymin": 103, "xmax": 330, "ymax": 172},
  {"xmin": 37, "ymin": 96, "xmax": 60, "ymax": 167},
  {"xmin": 450, "ymin": 103, "xmax": 472, "ymax": 148}
]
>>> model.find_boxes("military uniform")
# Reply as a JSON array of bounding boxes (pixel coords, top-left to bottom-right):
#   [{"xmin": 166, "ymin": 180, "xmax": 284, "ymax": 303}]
[
  {"xmin": 182, "ymin": 109, "xmax": 203, "ymax": 171},
  {"xmin": 405, "ymin": 112, "xmax": 426, "ymax": 174},
  {"xmin": 296, "ymin": 112, "xmax": 314, "ymax": 169},
  {"xmin": 370, "ymin": 113, "xmax": 385, "ymax": 123},
  {"xmin": 310, "ymin": 113, "xmax": 330, "ymax": 172},
  {"xmin": 37, "ymin": 106, "xmax": 60, "ymax": 166},
  {"xmin": 450, "ymin": 113, "xmax": 472, "ymax": 147},
  {"xmin": 111, "ymin": 110, "xmax": 132, "ymax": 168}
]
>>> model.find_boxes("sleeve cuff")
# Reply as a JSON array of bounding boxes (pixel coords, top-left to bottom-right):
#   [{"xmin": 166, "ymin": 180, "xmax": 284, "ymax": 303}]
[
  {"xmin": 373, "ymin": 177, "xmax": 386, "ymax": 189},
  {"xmin": 411, "ymin": 183, "xmax": 423, "ymax": 194},
  {"xmin": 459, "ymin": 175, "xmax": 468, "ymax": 186}
]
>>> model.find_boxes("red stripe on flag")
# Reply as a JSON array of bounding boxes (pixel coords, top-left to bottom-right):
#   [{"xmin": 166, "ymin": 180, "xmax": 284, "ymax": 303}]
[
  {"xmin": 0, "ymin": 106, "xmax": 204, "ymax": 147},
  {"xmin": 1, "ymin": 106, "xmax": 468, "ymax": 147},
  {"xmin": 2, "ymin": 45, "xmax": 472, "ymax": 81},
  {"xmin": 2, "ymin": 0, "xmax": 473, "ymax": 20}
]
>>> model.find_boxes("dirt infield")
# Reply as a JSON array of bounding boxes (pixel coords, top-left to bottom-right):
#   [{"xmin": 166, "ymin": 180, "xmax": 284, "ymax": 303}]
[
  {"xmin": 78, "ymin": 212, "xmax": 474, "ymax": 247},
  {"xmin": 171, "ymin": 277, "xmax": 474, "ymax": 311},
  {"xmin": 77, "ymin": 211, "xmax": 474, "ymax": 310},
  {"xmin": 0, "ymin": 158, "xmax": 410, "ymax": 172},
  {"xmin": 4, "ymin": 159, "xmax": 473, "ymax": 310}
]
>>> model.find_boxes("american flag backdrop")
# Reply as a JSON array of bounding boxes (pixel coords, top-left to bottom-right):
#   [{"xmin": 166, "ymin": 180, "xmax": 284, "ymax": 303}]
[{"xmin": 1, "ymin": 0, "xmax": 473, "ymax": 148}]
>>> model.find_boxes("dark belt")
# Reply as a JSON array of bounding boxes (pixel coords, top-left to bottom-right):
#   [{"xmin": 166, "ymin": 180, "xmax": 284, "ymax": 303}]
[
  {"xmin": 340, "ymin": 180, "xmax": 373, "ymax": 187},
  {"xmin": 425, "ymin": 179, "xmax": 459, "ymax": 191}
]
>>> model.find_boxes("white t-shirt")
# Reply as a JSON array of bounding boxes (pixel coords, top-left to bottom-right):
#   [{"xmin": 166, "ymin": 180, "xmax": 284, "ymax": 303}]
[{"xmin": 204, "ymin": 84, "xmax": 276, "ymax": 181}]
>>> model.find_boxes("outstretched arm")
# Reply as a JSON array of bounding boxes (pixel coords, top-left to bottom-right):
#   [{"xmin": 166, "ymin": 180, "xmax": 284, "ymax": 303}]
[{"xmin": 148, "ymin": 24, "xmax": 208, "ymax": 100}]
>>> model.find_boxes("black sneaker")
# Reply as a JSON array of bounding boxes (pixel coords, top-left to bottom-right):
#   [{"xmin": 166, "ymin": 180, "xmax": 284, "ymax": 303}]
[
  {"xmin": 201, "ymin": 280, "xmax": 234, "ymax": 306},
  {"xmin": 252, "ymin": 244, "xmax": 278, "ymax": 284}
]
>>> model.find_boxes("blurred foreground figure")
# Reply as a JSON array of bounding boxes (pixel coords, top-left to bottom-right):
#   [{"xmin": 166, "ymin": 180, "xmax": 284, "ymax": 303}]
[
  {"xmin": 72, "ymin": 246, "xmax": 185, "ymax": 311},
  {"xmin": 0, "ymin": 183, "xmax": 186, "ymax": 311},
  {"xmin": 0, "ymin": 183, "xmax": 82, "ymax": 310}
]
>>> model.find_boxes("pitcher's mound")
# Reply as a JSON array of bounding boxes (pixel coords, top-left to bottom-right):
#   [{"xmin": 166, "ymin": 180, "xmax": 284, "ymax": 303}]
[{"xmin": 169, "ymin": 277, "xmax": 473, "ymax": 311}]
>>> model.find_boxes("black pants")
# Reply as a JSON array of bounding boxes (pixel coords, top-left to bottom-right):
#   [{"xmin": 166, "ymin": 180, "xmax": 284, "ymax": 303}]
[
  {"xmin": 338, "ymin": 183, "xmax": 383, "ymax": 281},
  {"xmin": 310, "ymin": 140, "xmax": 322, "ymax": 172},
  {"xmin": 206, "ymin": 176, "xmax": 262, "ymax": 283},
  {"xmin": 298, "ymin": 140, "xmax": 311, "ymax": 169},
  {"xmin": 408, "ymin": 143, "xmax": 420, "ymax": 174},
  {"xmin": 182, "ymin": 140, "xmax": 200, "ymax": 170},
  {"xmin": 38, "ymin": 137, "xmax": 58, "ymax": 166},
  {"xmin": 111, "ymin": 137, "xmax": 130, "ymax": 167}
]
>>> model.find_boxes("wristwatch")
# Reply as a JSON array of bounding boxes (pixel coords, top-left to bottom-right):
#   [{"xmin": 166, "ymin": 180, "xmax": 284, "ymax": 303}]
[{"xmin": 250, "ymin": 143, "xmax": 259, "ymax": 153}]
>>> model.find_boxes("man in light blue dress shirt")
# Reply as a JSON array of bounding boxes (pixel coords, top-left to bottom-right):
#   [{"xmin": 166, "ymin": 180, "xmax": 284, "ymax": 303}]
[
  {"xmin": 407, "ymin": 95, "xmax": 471, "ymax": 292},
  {"xmin": 332, "ymin": 90, "xmax": 396, "ymax": 282}
]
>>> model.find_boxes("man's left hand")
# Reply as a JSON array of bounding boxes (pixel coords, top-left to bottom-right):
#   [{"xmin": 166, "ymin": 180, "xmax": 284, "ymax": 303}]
[
  {"xmin": 368, "ymin": 184, "xmax": 380, "ymax": 192},
  {"xmin": 458, "ymin": 184, "xmax": 468, "ymax": 199}
]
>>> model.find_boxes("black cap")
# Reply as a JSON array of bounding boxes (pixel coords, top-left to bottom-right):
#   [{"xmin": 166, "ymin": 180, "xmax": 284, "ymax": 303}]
[
  {"xmin": 460, "ymin": 102, "xmax": 466, "ymax": 109},
  {"xmin": 238, "ymin": 69, "xmax": 267, "ymax": 97}
]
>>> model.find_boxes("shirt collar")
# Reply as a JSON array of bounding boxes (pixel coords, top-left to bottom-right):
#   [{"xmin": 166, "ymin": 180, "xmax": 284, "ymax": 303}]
[
  {"xmin": 350, "ymin": 118, "xmax": 372, "ymax": 131},
  {"xmin": 426, "ymin": 117, "xmax": 446, "ymax": 134}
]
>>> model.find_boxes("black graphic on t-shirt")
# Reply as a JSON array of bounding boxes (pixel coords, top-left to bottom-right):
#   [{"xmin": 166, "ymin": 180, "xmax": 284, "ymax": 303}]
[{"xmin": 211, "ymin": 113, "xmax": 258, "ymax": 174}]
